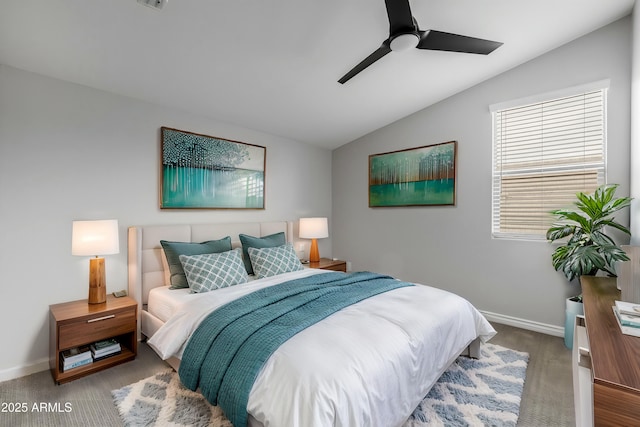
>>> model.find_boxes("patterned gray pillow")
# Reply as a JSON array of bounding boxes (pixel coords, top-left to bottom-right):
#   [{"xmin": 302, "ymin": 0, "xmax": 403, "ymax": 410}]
[
  {"xmin": 179, "ymin": 248, "xmax": 248, "ymax": 293},
  {"xmin": 248, "ymin": 243, "xmax": 304, "ymax": 279}
]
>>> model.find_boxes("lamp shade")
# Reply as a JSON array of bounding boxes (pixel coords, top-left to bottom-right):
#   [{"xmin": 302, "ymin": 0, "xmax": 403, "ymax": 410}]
[
  {"xmin": 299, "ymin": 217, "xmax": 329, "ymax": 239},
  {"xmin": 72, "ymin": 220, "xmax": 120, "ymax": 256}
]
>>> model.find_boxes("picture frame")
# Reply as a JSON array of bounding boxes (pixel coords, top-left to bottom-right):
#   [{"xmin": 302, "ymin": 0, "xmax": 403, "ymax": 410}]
[
  {"xmin": 161, "ymin": 127, "xmax": 266, "ymax": 209},
  {"xmin": 369, "ymin": 141, "xmax": 457, "ymax": 207}
]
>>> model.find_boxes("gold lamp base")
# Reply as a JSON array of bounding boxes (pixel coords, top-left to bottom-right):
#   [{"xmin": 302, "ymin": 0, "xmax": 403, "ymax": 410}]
[
  {"xmin": 88, "ymin": 257, "xmax": 107, "ymax": 304},
  {"xmin": 309, "ymin": 238, "xmax": 320, "ymax": 263}
]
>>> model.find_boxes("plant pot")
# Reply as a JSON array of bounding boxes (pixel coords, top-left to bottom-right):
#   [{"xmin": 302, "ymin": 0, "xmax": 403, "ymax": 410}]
[{"xmin": 564, "ymin": 296, "xmax": 584, "ymax": 349}]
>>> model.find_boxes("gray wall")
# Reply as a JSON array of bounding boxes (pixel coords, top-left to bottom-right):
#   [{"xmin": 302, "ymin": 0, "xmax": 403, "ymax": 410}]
[
  {"xmin": 332, "ymin": 17, "xmax": 632, "ymax": 331},
  {"xmin": 0, "ymin": 65, "xmax": 333, "ymax": 379}
]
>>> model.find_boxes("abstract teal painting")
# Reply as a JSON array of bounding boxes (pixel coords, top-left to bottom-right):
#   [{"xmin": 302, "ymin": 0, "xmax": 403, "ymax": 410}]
[
  {"xmin": 161, "ymin": 127, "xmax": 265, "ymax": 209},
  {"xmin": 369, "ymin": 141, "xmax": 456, "ymax": 207}
]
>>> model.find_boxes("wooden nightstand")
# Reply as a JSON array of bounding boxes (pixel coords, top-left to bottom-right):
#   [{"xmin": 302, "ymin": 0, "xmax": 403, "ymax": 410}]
[
  {"xmin": 307, "ymin": 258, "xmax": 347, "ymax": 272},
  {"xmin": 49, "ymin": 295, "xmax": 137, "ymax": 384}
]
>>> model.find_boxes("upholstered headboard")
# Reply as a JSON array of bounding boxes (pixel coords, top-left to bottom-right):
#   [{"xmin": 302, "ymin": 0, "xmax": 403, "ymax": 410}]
[{"xmin": 127, "ymin": 221, "xmax": 294, "ymax": 315}]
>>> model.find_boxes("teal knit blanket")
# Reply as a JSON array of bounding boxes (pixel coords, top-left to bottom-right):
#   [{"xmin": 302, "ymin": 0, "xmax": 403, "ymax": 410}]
[{"xmin": 178, "ymin": 271, "xmax": 413, "ymax": 427}]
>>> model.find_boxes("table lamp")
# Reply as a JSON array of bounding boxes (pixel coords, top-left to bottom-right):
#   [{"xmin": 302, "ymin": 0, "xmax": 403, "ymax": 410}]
[
  {"xmin": 72, "ymin": 219, "xmax": 119, "ymax": 304},
  {"xmin": 299, "ymin": 217, "xmax": 329, "ymax": 263}
]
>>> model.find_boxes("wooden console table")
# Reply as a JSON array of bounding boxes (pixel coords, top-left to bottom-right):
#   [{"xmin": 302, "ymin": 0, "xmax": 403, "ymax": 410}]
[{"xmin": 576, "ymin": 276, "xmax": 640, "ymax": 426}]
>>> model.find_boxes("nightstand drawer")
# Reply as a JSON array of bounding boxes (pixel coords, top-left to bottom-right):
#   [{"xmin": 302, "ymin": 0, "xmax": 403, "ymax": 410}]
[
  {"xmin": 307, "ymin": 258, "xmax": 347, "ymax": 272},
  {"xmin": 322, "ymin": 264, "xmax": 347, "ymax": 272},
  {"xmin": 59, "ymin": 308, "xmax": 135, "ymax": 349}
]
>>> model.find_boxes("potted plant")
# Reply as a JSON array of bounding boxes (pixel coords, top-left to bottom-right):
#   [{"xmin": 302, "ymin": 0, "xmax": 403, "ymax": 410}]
[{"xmin": 546, "ymin": 184, "xmax": 632, "ymax": 348}]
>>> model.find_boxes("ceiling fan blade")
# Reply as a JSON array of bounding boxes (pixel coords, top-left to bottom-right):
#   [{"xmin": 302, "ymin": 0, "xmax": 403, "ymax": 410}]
[
  {"xmin": 385, "ymin": 0, "xmax": 415, "ymax": 35},
  {"xmin": 417, "ymin": 30, "xmax": 503, "ymax": 54},
  {"xmin": 338, "ymin": 44, "xmax": 392, "ymax": 84}
]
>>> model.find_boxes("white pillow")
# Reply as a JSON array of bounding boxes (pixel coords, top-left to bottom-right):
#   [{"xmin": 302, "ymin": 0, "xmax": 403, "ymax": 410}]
[
  {"xmin": 179, "ymin": 248, "xmax": 249, "ymax": 293},
  {"xmin": 248, "ymin": 243, "xmax": 304, "ymax": 279}
]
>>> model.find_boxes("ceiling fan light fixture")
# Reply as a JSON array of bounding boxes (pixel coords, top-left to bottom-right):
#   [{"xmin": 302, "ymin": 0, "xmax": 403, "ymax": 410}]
[
  {"xmin": 389, "ymin": 33, "xmax": 419, "ymax": 52},
  {"xmin": 137, "ymin": 0, "xmax": 167, "ymax": 10}
]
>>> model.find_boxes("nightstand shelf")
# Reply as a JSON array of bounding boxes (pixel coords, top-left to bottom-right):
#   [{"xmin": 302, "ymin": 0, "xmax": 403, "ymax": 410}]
[
  {"xmin": 49, "ymin": 295, "xmax": 137, "ymax": 384},
  {"xmin": 55, "ymin": 346, "xmax": 135, "ymax": 381}
]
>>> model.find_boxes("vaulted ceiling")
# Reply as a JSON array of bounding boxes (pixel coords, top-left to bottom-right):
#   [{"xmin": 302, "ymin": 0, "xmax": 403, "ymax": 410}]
[{"xmin": 0, "ymin": 0, "xmax": 635, "ymax": 149}]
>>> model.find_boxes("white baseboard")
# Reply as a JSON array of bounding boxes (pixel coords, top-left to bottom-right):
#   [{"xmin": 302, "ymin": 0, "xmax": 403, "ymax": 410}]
[
  {"xmin": 0, "ymin": 357, "xmax": 49, "ymax": 383},
  {"xmin": 481, "ymin": 310, "xmax": 564, "ymax": 338}
]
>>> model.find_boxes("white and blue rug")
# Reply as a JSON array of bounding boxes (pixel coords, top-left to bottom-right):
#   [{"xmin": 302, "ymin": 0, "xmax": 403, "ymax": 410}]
[
  {"xmin": 112, "ymin": 343, "xmax": 528, "ymax": 427},
  {"xmin": 406, "ymin": 343, "xmax": 529, "ymax": 426}
]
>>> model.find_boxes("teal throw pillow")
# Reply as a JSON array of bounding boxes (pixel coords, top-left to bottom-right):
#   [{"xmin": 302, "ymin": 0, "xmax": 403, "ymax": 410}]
[
  {"xmin": 179, "ymin": 248, "xmax": 248, "ymax": 293},
  {"xmin": 160, "ymin": 237, "xmax": 232, "ymax": 289},
  {"xmin": 239, "ymin": 232, "xmax": 286, "ymax": 275},
  {"xmin": 248, "ymin": 243, "xmax": 304, "ymax": 279}
]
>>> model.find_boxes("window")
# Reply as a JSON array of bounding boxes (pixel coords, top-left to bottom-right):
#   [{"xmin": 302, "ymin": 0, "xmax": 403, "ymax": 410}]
[{"xmin": 491, "ymin": 81, "xmax": 608, "ymax": 239}]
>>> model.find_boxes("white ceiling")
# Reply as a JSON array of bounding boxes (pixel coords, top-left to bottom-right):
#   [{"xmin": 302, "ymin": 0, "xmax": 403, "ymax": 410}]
[{"xmin": 0, "ymin": 0, "xmax": 635, "ymax": 149}]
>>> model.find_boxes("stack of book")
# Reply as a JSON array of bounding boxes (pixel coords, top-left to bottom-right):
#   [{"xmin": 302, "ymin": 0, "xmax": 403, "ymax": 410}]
[
  {"xmin": 613, "ymin": 300, "xmax": 640, "ymax": 337},
  {"xmin": 60, "ymin": 346, "xmax": 92, "ymax": 371},
  {"xmin": 91, "ymin": 338, "xmax": 122, "ymax": 361}
]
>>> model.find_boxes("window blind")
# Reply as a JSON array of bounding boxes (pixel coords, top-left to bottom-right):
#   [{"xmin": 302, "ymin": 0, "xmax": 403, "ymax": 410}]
[{"xmin": 492, "ymin": 87, "xmax": 606, "ymax": 239}]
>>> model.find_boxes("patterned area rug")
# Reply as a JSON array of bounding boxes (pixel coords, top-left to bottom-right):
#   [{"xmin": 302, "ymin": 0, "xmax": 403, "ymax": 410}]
[{"xmin": 112, "ymin": 343, "xmax": 528, "ymax": 427}]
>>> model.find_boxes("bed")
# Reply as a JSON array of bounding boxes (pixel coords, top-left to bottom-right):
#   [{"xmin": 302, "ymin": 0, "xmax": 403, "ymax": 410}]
[{"xmin": 128, "ymin": 221, "xmax": 496, "ymax": 427}]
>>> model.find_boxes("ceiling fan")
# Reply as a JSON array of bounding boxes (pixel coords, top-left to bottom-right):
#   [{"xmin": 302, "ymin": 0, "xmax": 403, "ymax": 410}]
[{"xmin": 338, "ymin": 0, "xmax": 503, "ymax": 84}]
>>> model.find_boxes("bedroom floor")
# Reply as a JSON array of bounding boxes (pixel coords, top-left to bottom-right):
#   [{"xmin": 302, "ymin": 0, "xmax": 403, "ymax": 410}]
[
  {"xmin": 0, "ymin": 322, "xmax": 573, "ymax": 426},
  {"xmin": 490, "ymin": 322, "xmax": 575, "ymax": 426}
]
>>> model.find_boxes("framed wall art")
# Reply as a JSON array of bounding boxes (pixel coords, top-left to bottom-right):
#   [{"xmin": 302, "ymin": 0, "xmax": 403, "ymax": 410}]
[
  {"xmin": 369, "ymin": 141, "xmax": 457, "ymax": 207},
  {"xmin": 161, "ymin": 127, "xmax": 266, "ymax": 209}
]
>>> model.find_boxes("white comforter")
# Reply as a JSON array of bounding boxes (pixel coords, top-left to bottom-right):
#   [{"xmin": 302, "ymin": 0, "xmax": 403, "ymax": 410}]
[{"xmin": 148, "ymin": 269, "xmax": 496, "ymax": 427}]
